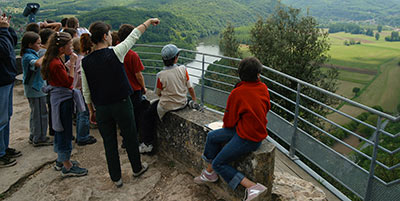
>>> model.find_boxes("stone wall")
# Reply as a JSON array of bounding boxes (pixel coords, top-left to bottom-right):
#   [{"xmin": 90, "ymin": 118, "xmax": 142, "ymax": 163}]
[{"xmin": 156, "ymin": 107, "xmax": 275, "ymax": 201}]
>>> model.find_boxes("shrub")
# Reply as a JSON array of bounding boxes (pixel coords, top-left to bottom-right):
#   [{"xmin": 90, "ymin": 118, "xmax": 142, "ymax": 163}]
[
  {"xmin": 356, "ymin": 112, "xmax": 370, "ymax": 121},
  {"xmin": 357, "ymin": 123, "xmax": 374, "ymax": 138}
]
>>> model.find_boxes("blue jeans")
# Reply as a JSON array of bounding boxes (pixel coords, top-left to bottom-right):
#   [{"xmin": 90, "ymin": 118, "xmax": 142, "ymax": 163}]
[
  {"xmin": 54, "ymin": 99, "xmax": 73, "ymax": 162},
  {"xmin": 76, "ymin": 104, "xmax": 90, "ymax": 142},
  {"xmin": 202, "ymin": 128, "xmax": 261, "ymax": 190},
  {"xmin": 0, "ymin": 83, "xmax": 14, "ymax": 157}
]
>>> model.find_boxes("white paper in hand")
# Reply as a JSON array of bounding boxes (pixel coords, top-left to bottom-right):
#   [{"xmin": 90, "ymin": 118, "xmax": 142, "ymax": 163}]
[{"xmin": 205, "ymin": 121, "xmax": 223, "ymax": 130}]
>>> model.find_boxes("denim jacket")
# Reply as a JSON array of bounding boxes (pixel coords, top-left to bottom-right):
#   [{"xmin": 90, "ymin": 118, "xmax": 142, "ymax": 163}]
[{"xmin": 22, "ymin": 49, "xmax": 46, "ymax": 98}]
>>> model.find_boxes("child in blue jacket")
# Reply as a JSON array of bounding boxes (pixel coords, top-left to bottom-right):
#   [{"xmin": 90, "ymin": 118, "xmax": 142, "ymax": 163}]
[{"xmin": 21, "ymin": 31, "xmax": 52, "ymax": 147}]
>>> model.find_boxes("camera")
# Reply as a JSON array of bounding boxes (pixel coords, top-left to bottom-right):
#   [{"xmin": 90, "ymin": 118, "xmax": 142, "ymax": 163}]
[{"xmin": 22, "ymin": 3, "xmax": 40, "ymax": 23}]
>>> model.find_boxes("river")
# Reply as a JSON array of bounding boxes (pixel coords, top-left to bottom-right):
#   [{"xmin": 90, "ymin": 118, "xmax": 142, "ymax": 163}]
[{"xmin": 186, "ymin": 38, "xmax": 222, "ymax": 85}]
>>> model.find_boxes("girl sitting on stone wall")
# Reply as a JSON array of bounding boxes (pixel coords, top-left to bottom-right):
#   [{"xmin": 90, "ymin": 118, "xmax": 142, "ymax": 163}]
[{"xmin": 194, "ymin": 57, "xmax": 271, "ymax": 201}]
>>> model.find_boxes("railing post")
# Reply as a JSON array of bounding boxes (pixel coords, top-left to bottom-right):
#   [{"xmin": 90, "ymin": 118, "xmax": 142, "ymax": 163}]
[
  {"xmin": 364, "ymin": 116, "xmax": 382, "ymax": 201},
  {"xmin": 289, "ymin": 83, "xmax": 301, "ymax": 159},
  {"xmin": 200, "ymin": 54, "xmax": 205, "ymax": 106}
]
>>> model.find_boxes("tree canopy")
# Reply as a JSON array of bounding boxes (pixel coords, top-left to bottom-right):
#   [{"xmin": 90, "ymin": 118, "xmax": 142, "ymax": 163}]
[{"xmin": 250, "ymin": 5, "xmax": 338, "ymax": 128}]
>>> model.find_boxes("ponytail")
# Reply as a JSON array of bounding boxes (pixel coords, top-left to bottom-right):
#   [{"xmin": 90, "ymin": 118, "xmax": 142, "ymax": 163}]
[{"xmin": 41, "ymin": 32, "xmax": 72, "ymax": 81}]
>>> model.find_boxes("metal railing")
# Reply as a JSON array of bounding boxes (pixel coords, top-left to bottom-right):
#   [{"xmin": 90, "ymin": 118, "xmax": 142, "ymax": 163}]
[{"xmin": 132, "ymin": 44, "xmax": 400, "ymax": 201}]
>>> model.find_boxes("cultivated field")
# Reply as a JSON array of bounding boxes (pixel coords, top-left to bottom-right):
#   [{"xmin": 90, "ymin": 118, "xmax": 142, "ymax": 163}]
[{"xmin": 326, "ymin": 31, "xmax": 400, "ymax": 114}]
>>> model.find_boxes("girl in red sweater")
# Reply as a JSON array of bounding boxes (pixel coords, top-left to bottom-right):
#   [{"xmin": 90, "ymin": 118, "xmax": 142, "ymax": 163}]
[
  {"xmin": 194, "ymin": 57, "xmax": 271, "ymax": 201},
  {"xmin": 41, "ymin": 32, "xmax": 87, "ymax": 177}
]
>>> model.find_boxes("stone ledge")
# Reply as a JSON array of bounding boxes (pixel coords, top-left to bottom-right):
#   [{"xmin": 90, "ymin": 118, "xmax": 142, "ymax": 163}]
[{"xmin": 156, "ymin": 106, "xmax": 275, "ymax": 201}]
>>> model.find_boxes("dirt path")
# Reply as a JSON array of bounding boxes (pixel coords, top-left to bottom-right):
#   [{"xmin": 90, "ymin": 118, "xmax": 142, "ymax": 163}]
[
  {"xmin": 322, "ymin": 64, "xmax": 377, "ymax": 75},
  {"xmin": 332, "ymin": 134, "xmax": 361, "ymax": 155}
]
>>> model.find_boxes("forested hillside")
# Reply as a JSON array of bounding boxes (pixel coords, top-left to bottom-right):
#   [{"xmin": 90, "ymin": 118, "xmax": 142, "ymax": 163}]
[
  {"xmin": 78, "ymin": 7, "xmax": 197, "ymax": 47},
  {"xmin": 282, "ymin": 0, "xmax": 400, "ymax": 26},
  {"xmin": 0, "ymin": 0, "xmax": 278, "ymax": 37},
  {"xmin": 2, "ymin": 0, "xmax": 399, "ymax": 37}
]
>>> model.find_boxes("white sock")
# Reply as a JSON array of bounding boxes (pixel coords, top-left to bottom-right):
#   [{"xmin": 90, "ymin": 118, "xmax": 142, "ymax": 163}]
[{"xmin": 204, "ymin": 169, "xmax": 214, "ymax": 175}]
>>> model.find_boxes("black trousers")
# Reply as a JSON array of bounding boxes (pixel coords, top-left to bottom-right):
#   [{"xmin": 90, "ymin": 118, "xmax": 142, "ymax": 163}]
[
  {"xmin": 96, "ymin": 97, "xmax": 142, "ymax": 181},
  {"xmin": 141, "ymin": 100, "xmax": 159, "ymax": 146}
]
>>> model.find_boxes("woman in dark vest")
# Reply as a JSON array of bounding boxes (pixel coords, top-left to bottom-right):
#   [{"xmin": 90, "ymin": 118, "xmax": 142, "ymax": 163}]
[{"xmin": 81, "ymin": 18, "xmax": 159, "ymax": 187}]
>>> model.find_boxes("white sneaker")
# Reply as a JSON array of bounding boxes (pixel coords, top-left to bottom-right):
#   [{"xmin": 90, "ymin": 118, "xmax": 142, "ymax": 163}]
[
  {"xmin": 243, "ymin": 183, "xmax": 267, "ymax": 201},
  {"xmin": 139, "ymin": 143, "xmax": 153, "ymax": 154},
  {"xmin": 193, "ymin": 169, "xmax": 218, "ymax": 184},
  {"xmin": 114, "ymin": 178, "xmax": 123, "ymax": 188}
]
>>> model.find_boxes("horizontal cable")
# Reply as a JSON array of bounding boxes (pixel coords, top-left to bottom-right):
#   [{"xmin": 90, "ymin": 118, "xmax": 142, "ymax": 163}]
[
  {"xmin": 298, "ymin": 116, "xmax": 373, "ymax": 161},
  {"xmin": 268, "ymin": 89, "xmax": 297, "ymax": 105},
  {"xmin": 143, "ymin": 66, "xmax": 163, "ymax": 70},
  {"xmin": 135, "ymin": 51, "xmax": 161, "ymax": 56},
  {"xmin": 260, "ymin": 75, "xmax": 298, "ymax": 94},
  {"xmin": 202, "ymin": 60, "xmax": 238, "ymax": 71},
  {"xmin": 201, "ymin": 84, "xmax": 231, "ymax": 95},
  {"xmin": 299, "ymin": 93, "xmax": 377, "ymax": 131},
  {"xmin": 185, "ymin": 65, "xmax": 203, "ymax": 72},
  {"xmin": 203, "ymin": 77, "xmax": 235, "ymax": 88},
  {"xmin": 380, "ymin": 129, "xmax": 398, "ymax": 138},
  {"xmin": 140, "ymin": 59, "xmax": 164, "ymax": 63},
  {"xmin": 298, "ymin": 104, "xmax": 375, "ymax": 147},
  {"xmin": 270, "ymin": 100, "xmax": 295, "ymax": 117},
  {"xmin": 203, "ymin": 69, "xmax": 240, "ymax": 80}
]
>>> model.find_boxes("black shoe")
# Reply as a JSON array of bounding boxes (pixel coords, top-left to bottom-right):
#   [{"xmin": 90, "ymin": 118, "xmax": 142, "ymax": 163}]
[
  {"xmin": 121, "ymin": 142, "xmax": 126, "ymax": 149},
  {"xmin": 77, "ymin": 136, "xmax": 97, "ymax": 146},
  {"xmin": 0, "ymin": 155, "xmax": 17, "ymax": 168},
  {"xmin": 72, "ymin": 136, "xmax": 75, "ymax": 141},
  {"xmin": 5, "ymin": 148, "xmax": 22, "ymax": 158}
]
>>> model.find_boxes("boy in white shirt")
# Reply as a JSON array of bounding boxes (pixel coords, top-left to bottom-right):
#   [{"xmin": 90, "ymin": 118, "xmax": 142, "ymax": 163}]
[{"xmin": 140, "ymin": 44, "xmax": 196, "ymax": 154}]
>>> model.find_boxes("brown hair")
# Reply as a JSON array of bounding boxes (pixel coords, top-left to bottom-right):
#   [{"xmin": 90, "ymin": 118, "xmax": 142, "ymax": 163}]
[
  {"xmin": 20, "ymin": 31, "xmax": 40, "ymax": 56},
  {"xmin": 72, "ymin": 37, "xmax": 80, "ymax": 54},
  {"xmin": 61, "ymin": 18, "xmax": 68, "ymax": 27},
  {"xmin": 63, "ymin": 28, "xmax": 77, "ymax": 38},
  {"xmin": 111, "ymin": 31, "xmax": 119, "ymax": 46},
  {"xmin": 79, "ymin": 33, "xmax": 93, "ymax": 54},
  {"xmin": 66, "ymin": 17, "xmax": 79, "ymax": 29},
  {"xmin": 26, "ymin": 23, "xmax": 40, "ymax": 34},
  {"xmin": 39, "ymin": 28, "xmax": 55, "ymax": 45},
  {"xmin": 117, "ymin": 24, "xmax": 135, "ymax": 42},
  {"xmin": 238, "ymin": 57, "xmax": 262, "ymax": 82},
  {"xmin": 41, "ymin": 32, "xmax": 72, "ymax": 81},
  {"xmin": 88, "ymin": 21, "xmax": 111, "ymax": 44}
]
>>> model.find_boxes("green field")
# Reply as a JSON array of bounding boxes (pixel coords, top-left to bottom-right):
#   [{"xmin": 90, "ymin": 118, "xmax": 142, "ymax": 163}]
[
  {"xmin": 328, "ymin": 31, "xmax": 400, "ymax": 70},
  {"xmin": 335, "ymin": 80, "xmax": 365, "ymax": 99},
  {"xmin": 355, "ymin": 58, "xmax": 400, "ymax": 112},
  {"xmin": 238, "ymin": 30, "xmax": 400, "ymax": 113},
  {"xmin": 327, "ymin": 32, "xmax": 400, "ymax": 113}
]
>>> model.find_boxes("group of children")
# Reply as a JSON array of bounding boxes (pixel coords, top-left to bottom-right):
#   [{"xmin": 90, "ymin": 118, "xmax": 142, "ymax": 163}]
[
  {"xmin": 21, "ymin": 17, "xmax": 97, "ymax": 150},
  {"xmin": 1, "ymin": 13, "xmax": 271, "ymax": 200}
]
